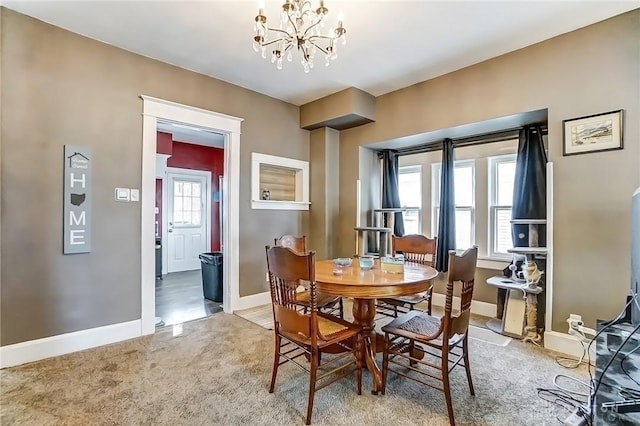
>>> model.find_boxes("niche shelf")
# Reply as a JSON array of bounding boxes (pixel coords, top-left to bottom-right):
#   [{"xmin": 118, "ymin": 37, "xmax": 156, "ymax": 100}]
[{"xmin": 251, "ymin": 152, "xmax": 310, "ymax": 210}]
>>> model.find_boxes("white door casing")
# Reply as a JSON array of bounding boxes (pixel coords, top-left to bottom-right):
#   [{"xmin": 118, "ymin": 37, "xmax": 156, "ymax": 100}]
[
  {"xmin": 141, "ymin": 95, "xmax": 242, "ymax": 336},
  {"xmin": 166, "ymin": 168, "xmax": 211, "ymax": 272}
]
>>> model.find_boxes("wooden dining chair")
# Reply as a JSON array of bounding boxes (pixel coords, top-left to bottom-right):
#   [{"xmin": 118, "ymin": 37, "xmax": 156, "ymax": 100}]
[
  {"xmin": 381, "ymin": 247, "xmax": 478, "ymax": 426},
  {"xmin": 266, "ymin": 246, "xmax": 362, "ymax": 425},
  {"xmin": 376, "ymin": 234, "xmax": 437, "ymax": 317},
  {"xmin": 274, "ymin": 235, "xmax": 344, "ymax": 318}
]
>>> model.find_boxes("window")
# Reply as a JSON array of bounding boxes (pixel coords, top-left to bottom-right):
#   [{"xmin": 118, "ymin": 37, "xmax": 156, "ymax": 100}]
[
  {"xmin": 398, "ymin": 166, "xmax": 421, "ymax": 234},
  {"xmin": 432, "ymin": 161, "xmax": 475, "ymax": 250},
  {"xmin": 173, "ymin": 180, "xmax": 202, "ymax": 227},
  {"xmin": 489, "ymin": 155, "xmax": 517, "ymax": 257}
]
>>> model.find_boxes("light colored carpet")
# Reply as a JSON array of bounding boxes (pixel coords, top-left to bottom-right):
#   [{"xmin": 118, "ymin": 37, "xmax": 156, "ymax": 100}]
[{"xmin": 1, "ymin": 312, "xmax": 588, "ymax": 425}]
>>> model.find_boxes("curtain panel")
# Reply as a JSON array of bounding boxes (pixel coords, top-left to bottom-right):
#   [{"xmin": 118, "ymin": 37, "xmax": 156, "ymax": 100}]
[
  {"xmin": 512, "ymin": 125, "xmax": 548, "ymax": 247},
  {"xmin": 436, "ymin": 138, "xmax": 456, "ymax": 271},
  {"xmin": 380, "ymin": 150, "xmax": 405, "ymax": 236}
]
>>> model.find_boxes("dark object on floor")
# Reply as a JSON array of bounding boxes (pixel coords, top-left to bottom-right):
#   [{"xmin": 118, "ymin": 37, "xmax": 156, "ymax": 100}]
[
  {"xmin": 155, "ymin": 237, "xmax": 162, "ymax": 279},
  {"xmin": 199, "ymin": 252, "xmax": 223, "ymax": 302}
]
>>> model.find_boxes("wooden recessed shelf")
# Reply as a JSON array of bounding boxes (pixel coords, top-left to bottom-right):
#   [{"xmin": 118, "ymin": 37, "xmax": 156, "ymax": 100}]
[{"xmin": 251, "ymin": 153, "xmax": 309, "ymax": 210}]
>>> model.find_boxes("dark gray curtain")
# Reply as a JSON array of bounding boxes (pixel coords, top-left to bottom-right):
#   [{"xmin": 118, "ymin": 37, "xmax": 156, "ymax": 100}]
[
  {"xmin": 436, "ymin": 138, "xmax": 455, "ymax": 271},
  {"xmin": 380, "ymin": 150, "xmax": 405, "ymax": 236},
  {"xmin": 512, "ymin": 125, "xmax": 547, "ymax": 246}
]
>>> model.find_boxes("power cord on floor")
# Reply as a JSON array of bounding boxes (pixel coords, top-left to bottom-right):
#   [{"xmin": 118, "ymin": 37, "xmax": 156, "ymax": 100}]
[
  {"xmin": 536, "ymin": 386, "xmax": 591, "ymax": 425},
  {"xmin": 555, "ymin": 338, "xmax": 591, "ymax": 369},
  {"xmin": 553, "ymin": 374, "xmax": 591, "ymax": 398}
]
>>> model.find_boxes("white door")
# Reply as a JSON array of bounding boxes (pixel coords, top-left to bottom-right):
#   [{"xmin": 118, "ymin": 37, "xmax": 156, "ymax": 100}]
[{"xmin": 167, "ymin": 169, "xmax": 211, "ymax": 272}]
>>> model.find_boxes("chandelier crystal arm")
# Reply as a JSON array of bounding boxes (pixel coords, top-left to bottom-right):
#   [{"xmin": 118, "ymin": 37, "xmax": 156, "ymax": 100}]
[
  {"xmin": 284, "ymin": 10, "xmax": 299, "ymax": 34},
  {"xmin": 309, "ymin": 41, "xmax": 330, "ymax": 56},
  {"xmin": 260, "ymin": 38, "xmax": 289, "ymax": 48},
  {"xmin": 302, "ymin": 18, "xmax": 323, "ymax": 38},
  {"xmin": 308, "ymin": 35, "xmax": 336, "ymax": 41},
  {"xmin": 267, "ymin": 28, "xmax": 292, "ymax": 37}
]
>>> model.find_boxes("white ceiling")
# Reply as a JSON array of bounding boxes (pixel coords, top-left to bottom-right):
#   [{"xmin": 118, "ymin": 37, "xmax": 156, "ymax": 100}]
[{"xmin": 3, "ymin": 1, "xmax": 638, "ymax": 106}]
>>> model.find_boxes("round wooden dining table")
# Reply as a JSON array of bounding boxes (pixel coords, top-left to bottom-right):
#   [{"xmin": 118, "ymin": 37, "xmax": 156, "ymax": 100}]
[{"xmin": 315, "ymin": 258, "xmax": 438, "ymax": 394}]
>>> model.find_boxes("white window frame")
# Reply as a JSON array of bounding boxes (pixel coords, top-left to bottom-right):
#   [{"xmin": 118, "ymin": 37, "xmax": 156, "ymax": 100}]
[
  {"xmin": 488, "ymin": 154, "xmax": 517, "ymax": 259},
  {"xmin": 398, "ymin": 165, "xmax": 422, "ymax": 234},
  {"xmin": 172, "ymin": 179, "xmax": 204, "ymax": 228},
  {"xmin": 432, "ymin": 160, "xmax": 476, "ymax": 249}
]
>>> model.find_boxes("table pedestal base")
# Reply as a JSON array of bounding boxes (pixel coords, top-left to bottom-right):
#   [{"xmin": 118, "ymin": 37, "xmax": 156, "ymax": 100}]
[{"xmin": 352, "ymin": 298, "xmax": 381, "ymax": 394}]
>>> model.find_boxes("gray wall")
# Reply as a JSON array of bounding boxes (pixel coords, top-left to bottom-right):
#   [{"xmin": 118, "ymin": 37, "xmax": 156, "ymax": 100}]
[
  {"xmin": 0, "ymin": 9, "xmax": 309, "ymax": 345},
  {"xmin": 339, "ymin": 10, "xmax": 640, "ymax": 332}
]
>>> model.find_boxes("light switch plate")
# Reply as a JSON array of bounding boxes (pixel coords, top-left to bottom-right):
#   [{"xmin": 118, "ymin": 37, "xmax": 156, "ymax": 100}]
[
  {"xmin": 115, "ymin": 187, "xmax": 130, "ymax": 202},
  {"xmin": 130, "ymin": 189, "xmax": 140, "ymax": 202}
]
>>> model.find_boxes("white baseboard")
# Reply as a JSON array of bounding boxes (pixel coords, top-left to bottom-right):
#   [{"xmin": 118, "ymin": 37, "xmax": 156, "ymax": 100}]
[
  {"xmin": 0, "ymin": 319, "xmax": 141, "ymax": 369},
  {"xmin": 431, "ymin": 293, "xmax": 497, "ymax": 318},
  {"xmin": 544, "ymin": 330, "xmax": 595, "ymax": 359},
  {"xmin": 234, "ymin": 291, "xmax": 271, "ymax": 312}
]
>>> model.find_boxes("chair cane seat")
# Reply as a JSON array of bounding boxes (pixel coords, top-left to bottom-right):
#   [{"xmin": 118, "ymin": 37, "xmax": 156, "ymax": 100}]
[
  {"xmin": 382, "ymin": 310, "xmax": 464, "ymax": 348},
  {"xmin": 317, "ymin": 316, "xmax": 350, "ymax": 339}
]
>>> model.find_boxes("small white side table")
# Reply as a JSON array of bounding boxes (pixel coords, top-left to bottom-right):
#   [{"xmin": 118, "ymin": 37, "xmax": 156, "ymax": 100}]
[{"xmin": 485, "ymin": 276, "xmax": 543, "ymax": 342}]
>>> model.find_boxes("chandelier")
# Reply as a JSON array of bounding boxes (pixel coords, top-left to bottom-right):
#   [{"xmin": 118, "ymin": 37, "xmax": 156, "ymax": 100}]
[{"xmin": 252, "ymin": 0, "xmax": 346, "ymax": 73}]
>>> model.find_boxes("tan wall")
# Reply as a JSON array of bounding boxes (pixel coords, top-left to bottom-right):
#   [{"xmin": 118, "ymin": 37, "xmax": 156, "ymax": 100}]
[
  {"xmin": 309, "ymin": 127, "xmax": 340, "ymax": 260},
  {"xmin": 0, "ymin": 9, "xmax": 309, "ymax": 345},
  {"xmin": 339, "ymin": 10, "xmax": 640, "ymax": 332}
]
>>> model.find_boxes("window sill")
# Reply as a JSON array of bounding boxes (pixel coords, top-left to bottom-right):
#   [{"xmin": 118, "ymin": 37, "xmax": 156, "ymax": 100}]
[
  {"xmin": 476, "ymin": 257, "xmax": 510, "ymax": 271},
  {"xmin": 251, "ymin": 200, "xmax": 310, "ymax": 211}
]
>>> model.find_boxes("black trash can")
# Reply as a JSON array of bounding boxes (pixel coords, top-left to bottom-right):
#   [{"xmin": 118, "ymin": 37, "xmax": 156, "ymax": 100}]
[{"xmin": 199, "ymin": 252, "xmax": 223, "ymax": 302}]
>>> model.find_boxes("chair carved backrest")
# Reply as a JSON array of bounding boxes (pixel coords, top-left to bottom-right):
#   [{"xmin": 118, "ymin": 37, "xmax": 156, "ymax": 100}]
[
  {"xmin": 442, "ymin": 247, "xmax": 478, "ymax": 342},
  {"xmin": 265, "ymin": 246, "xmax": 318, "ymax": 345},
  {"xmin": 392, "ymin": 234, "xmax": 437, "ymax": 267},
  {"xmin": 274, "ymin": 235, "xmax": 307, "ymax": 254}
]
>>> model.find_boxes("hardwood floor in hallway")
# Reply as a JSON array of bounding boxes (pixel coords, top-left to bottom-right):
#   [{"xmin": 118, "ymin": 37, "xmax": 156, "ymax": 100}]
[{"xmin": 155, "ymin": 270, "xmax": 222, "ymax": 327}]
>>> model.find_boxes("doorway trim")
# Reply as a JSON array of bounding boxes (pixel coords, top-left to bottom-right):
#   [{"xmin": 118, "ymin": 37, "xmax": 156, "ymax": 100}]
[{"xmin": 141, "ymin": 96, "xmax": 242, "ymax": 335}]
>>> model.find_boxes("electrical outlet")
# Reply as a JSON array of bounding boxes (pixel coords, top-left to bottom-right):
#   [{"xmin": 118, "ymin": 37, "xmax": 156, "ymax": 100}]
[
  {"xmin": 569, "ymin": 313, "xmax": 582, "ymax": 323},
  {"xmin": 567, "ymin": 314, "xmax": 583, "ymax": 330},
  {"xmin": 265, "ymin": 272, "xmax": 269, "ymax": 282}
]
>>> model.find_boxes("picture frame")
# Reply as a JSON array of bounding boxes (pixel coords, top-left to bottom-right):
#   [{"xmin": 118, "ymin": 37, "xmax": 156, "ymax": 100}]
[{"xmin": 562, "ymin": 109, "xmax": 623, "ymax": 156}]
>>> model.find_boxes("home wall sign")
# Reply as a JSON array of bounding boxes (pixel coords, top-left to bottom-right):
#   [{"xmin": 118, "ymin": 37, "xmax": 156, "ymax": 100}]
[{"xmin": 63, "ymin": 145, "xmax": 92, "ymax": 254}]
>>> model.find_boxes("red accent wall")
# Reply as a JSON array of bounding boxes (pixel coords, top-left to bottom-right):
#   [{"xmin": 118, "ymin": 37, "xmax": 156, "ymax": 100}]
[
  {"xmin": 157, "ymin": 131, "xmax": 173, "ymax": 155},
  {"xmin": 167, "ymin": 141, "xmax": 224, "ymax": 251}
]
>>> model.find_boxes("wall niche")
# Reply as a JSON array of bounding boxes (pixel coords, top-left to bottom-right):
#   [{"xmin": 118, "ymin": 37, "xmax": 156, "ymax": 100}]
[{"xmin": 251, "ymin": 153, "xmax": 310, "ymax": 210}]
